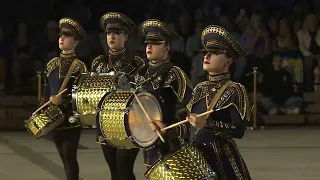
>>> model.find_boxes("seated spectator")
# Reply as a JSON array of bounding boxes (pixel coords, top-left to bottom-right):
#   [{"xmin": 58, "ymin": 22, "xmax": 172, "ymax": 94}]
[
  {"xmin": 35, "ymin": 20, "xmax": 59, "ymax": 66},
  {"xmin": 0, "ymin": 26, "xmax": 10, "ymax": 93},
  {"xmin": 241, "ymin": 13, "xmax": 272, "ymax": 90},
  {"xmin": 267, "ymin": 16, "xmax": 278, "ymax": 39},
  {"xmin": 293, "ymin": 19, "xmax": 302, "ymax": 35},
  {"xmin": 236, "ymin": 9, "xmax": 249, "ymax": 33},
  {"xmin": 127, "ymin": 22, "xmax": 145, "ymax": 57},
  {"xmin": 11, "ymin": 22, "xmax": 35, "ymax": 92},
  {"xmin": 261, "ymin": 54, "xmax": 304, "ymax": 115},
  {"xmin": 186, "ymin": 22, "xmax": 202, "ymax": 58},
  {"xmin": 297, "ymin": 12, "xmax": 320, "ymax": 92},
  {"xmin": 220, "ymin": 15, "xmax": 244, "ymax": 81},
  {"xmin": 178, "ymin": 12, "xmax": 192, "ymax": 39},
  {"xmin": 194, "ymin": 8, "xmax": 204, "ymax": 23},
  {"xmin": 190, "ymin": 51, "xmax": 205, "ymax": 86},
  {"xmin": 242, "ymin": 14, "xmax": 272, "ymax": 74},
  {"xmin": 167, "ymin": 22, "xmax": 185, "ymax": 53},
  {"xmin": 273, "ymin": 17, "xmax": 304, "ymax": 84},
  {"xmin": 273, "ymin": 17, "xmax": 298, "ymax": 52},
  {"xmin": 0, "ymin": 56, "xmax": 4, "ymax": 93}
]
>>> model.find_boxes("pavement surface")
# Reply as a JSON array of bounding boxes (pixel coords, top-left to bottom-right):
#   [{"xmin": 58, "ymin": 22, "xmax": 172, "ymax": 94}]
[{"xmin": 0, "ymin": 127, "xmax": 319, "ymax": 180}]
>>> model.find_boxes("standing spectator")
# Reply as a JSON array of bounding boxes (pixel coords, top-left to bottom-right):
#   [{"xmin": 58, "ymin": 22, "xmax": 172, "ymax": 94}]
[{"xmin": 261, "ymin": 54, "xmax": 304, "ymax": 115}]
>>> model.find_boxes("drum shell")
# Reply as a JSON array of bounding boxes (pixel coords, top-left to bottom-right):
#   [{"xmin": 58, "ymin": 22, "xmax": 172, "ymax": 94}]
[
  {"xmin": 98, "ymin": 91, "xmax": 162, "ymax": 149},
  {"xmin": 98, "ymin": 91, "xmax": 137, "ymax": 148},
  {"xmin": 72, "ymin": 73, "xmax": 121, "ymax": 126},
  {"xmin": 145, "ymin": 145, "xmax": 217, "ymax": 180},
  {"xmin": 25, "ymin": 105, "xmax": 64, "ymax": 138}
]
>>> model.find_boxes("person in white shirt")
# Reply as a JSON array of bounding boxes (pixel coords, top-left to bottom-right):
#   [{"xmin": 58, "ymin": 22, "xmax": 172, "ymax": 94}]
[{"xmin": 297, "ymin": 13, "xmax": 320, "ymax": 91}]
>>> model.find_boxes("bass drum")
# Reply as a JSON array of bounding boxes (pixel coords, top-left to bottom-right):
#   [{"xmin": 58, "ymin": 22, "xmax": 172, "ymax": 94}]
[
  {"xmin": 72, "ymin": 72, "xmax": 131, "ymax": 126},
  {"xmin": 97, "ymin": 90, "xmax": 163, "ymax": 149}
]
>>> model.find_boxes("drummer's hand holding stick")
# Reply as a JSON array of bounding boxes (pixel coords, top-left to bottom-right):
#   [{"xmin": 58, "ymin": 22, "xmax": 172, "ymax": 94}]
[
  {"xmin": 32, "ymin": 88, "xmax": 67, "ymax": 115},
  {"xmin": 161, "ymin": 110, "xmax": 214, "ymax": 131},
  {"xmin": 187, "ymin": 113, "xmax": 207, "ymax": 128},
  {"xmin": 50, "ymin": 95, "xmax": 62, "ymax": 105},
  {"xmin": 133, "ymin": 93, "xmax": 166, "ymax": 143}
]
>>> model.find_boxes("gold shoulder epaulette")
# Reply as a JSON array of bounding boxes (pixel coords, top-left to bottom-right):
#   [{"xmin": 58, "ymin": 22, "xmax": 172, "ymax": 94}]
[
  {"xmin": 186, "ymin": 81, "xmax": 208, "ymax": 111},
  {"xmin": 46, "ymin": 57, "xmax": 60, "ymax": 77},
  {"xmin": 74, "ymin": 59, "xmax": 88, "ymax": 74},
  {"xmin": 227, "ymin": 82, "xmax": 251, "ymax": 121},
  {"xmin": 91, "ymin": 55, "xmax": 104, "ymax": 71},
  {"xmin": 133, "ymin": 56, "xmax": 147, "ymax": 72},
  {"xmin": 164, "ymin": 66, "xmax": 192, "ymax": 102},
  {"xmin": 134, "ymin": 56, "xmax": 147, "ymax": 67}
]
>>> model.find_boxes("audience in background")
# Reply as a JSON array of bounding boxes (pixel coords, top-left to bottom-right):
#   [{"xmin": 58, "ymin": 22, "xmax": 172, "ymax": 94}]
[
  {"xmin": 261, "ymin": 54, "xmax": 304, "ymax": 115},
  {"xmin": 0, "ymin": 27, "xmax": 10, "ymax": 94},
  {"xmin": 11, "ymin": 23, "xmax": 35, "ymax": 93},
  {"xmin": 297, "ymin": 13, "xmax": 320, "ymax": 92},
  {"xmin": 2, "ymin": 0, "xmax": 320, "ymax": 119},
  {"xmin": 242, "ymin": 14, "xmax": 271, "ymax": 75}
]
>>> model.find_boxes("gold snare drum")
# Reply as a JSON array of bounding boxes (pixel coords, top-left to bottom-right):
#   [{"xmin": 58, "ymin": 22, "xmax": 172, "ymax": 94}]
[
  {"xmin": 72, "ymin": 72, "xmax": 131, "ymax": 126},
  {"xmin": 25, "ymin": 105, "xmax": 64, "ymax": 139},
  {"xmin": 145, "ymin": 145, "xmax": 217, "ymax": 180},
  {"xmin": 98, "ymin": 91, "xmax": 162, "ymax": 149}
]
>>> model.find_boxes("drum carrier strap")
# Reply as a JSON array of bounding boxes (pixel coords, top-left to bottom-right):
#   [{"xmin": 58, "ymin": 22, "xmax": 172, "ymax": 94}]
[
  {"xmin": 206, "ymin": 80, "xmax": 232, "ymax": 117},
  {"xmin": 194, "ymin": 80, "xmax": 232, "ymax": 136},
  {"xmin": 58, "ymin": 59, "xmax": 79, "ymax": 93}
]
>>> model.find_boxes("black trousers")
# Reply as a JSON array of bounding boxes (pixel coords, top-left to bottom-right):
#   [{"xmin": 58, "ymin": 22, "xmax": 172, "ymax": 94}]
[
  {"xmin": 101, "ymin": 144, "xmax": 139, "ymax": 180},
  {"xmin": 52, "ymin": 127, "xmax": 82, "ymax": 180}
]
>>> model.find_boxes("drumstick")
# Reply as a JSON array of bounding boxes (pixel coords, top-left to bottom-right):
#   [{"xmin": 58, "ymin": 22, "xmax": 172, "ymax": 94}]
[
  {"xmin": 133, "ymin": 92, "xmax": 165, "ymax": 143},
  {"xmin": 161, "ymin": 109, "xmax": 214, "ymax": 131},
  {"xmin": 32, "ymin": 88, "xmax": 68, "ymax": 115}
]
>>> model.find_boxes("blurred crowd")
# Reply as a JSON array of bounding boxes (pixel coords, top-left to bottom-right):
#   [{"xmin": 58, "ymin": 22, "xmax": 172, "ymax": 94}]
[{"xmin": 1, "ymin": 0, "xmax": 320, "ymax": 115}]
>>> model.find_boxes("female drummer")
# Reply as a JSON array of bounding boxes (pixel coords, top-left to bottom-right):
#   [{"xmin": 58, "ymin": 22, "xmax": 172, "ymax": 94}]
[
  {"xmin": 133, "ymin": 19, "xmax": 193, "ymax": 168},
  {"xmin": 91, "ymin": 12, "xmax": 146, "ymax": 180},
  {"xmin": 40, "ymin": 18, "xmax": 88, "ymax": 180},
  {"xmin": 186, "ymin": 25, "xmax": 252, "ymax": 180}
]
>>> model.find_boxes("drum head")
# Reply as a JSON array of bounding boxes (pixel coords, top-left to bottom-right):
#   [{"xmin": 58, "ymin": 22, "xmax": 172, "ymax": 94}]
[
  {"xmin": 116, "ymin": 73, "xmax": 132, "ymax": 90},
  {"xmin": 128, "ymin": 92, "xmax": 162, "ymax": 147}
]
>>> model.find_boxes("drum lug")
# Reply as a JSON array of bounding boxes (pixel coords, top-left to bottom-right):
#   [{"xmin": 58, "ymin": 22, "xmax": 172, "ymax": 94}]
[
  {"xmin": 123, "ymin": 108, "xmax": 130, "ymax": 114},
  {"xmin": 128, "ymin": 135, "xmax": 135, "ymax": 142},
  {"xmin": 158, "ymin": 96, "xmax": 164, "ymax": 103},
  {"xmin": 73, "ymin": 113, "xmax": 80, "ymax": 118},
  {"xmin": 110, "ymin": 85, "xmax": 117, "ymax": 92},
  {"xmin": 135, "ymin": 87, "xmax": 145, "ymax": 93},
  {"xmin": 98, "ymin": 136, "xmax": 106, "ymax": 142},
  {"xmin": 163, "ymin": 164, "xmax": 170, "ymax": 171},
  {"xmin": 72, "ymin": 85, "xmax": 78, "ymax": 90},
  {"xmin": 69, "ymin": 116, "xmax": 77, "ymax": 123},
  {"xmin": 96, "ymin": 107, "xmax": 102, "ymax": 113}
]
